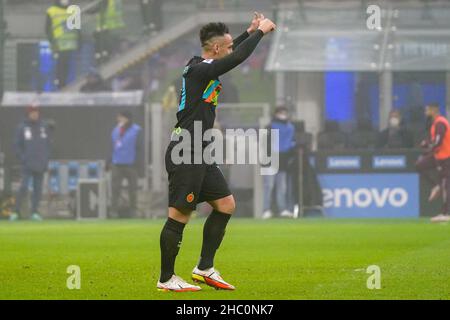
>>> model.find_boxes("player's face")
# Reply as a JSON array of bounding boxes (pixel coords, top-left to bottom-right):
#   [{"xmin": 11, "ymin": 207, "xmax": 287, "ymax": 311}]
[{"xmin": 216, "ymin": 34, "xmax": 234, "ymax": 59}]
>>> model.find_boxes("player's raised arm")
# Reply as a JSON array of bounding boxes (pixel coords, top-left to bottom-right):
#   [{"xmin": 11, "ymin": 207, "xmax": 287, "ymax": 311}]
[
  {"xmin": 200, "ymin": 18, "xmax": 276, "ymax": 79},
  {"xmin": 232, "ymin": 12, "xmax": 265, "ymax": 49}
]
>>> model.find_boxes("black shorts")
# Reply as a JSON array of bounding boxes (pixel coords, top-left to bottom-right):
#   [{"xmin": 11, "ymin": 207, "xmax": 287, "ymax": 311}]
[{"xmin": 165, "ymin": 150, "xmax": 231, "ymax": 210}]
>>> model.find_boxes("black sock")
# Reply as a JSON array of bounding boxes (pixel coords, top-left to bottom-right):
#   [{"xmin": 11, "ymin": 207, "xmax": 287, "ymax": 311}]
[
  {"xmin": 198, "ymin": 210, "xmax": 231, "ymax": 270},
  {"xmin": 159, "ymin": 218, "xmax": 186, "ymax": 283}
]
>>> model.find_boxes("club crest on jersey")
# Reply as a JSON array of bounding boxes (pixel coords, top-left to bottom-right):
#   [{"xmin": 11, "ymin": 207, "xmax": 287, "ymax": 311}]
[{"xmin": 186, "ymin": 193, "xmax": 195, "ymax": 203}]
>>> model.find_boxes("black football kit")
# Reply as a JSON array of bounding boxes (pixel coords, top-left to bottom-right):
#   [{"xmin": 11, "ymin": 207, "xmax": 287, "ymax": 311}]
[{"xmin": 165, "ymin": 29, "xmax": 264, "ymax": 210}]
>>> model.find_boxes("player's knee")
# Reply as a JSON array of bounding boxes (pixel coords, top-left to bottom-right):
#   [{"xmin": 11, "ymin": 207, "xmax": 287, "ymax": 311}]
[
  {"xmin": 168, "ymin": 207, "xmax": 192, "ymax": 224},
  {"xmin": 217, "ymin": 195, "xmax": 236, "ymax": 215}
]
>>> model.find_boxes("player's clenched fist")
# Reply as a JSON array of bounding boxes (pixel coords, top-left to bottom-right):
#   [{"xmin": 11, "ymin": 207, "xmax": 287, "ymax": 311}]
[
  {"xmin": 258, "ymin": 18, "xmax": 276, "ymax": 34},
  {"xmin": 247, "ymin": 12, "xmax": 265, "ymax": 34}
]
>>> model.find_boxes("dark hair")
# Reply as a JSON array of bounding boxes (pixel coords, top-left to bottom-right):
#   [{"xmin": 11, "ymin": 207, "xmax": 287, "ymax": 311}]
[
  {"xmin": 274, "ymin": 106, "xmax": 288, "ymax": 114},
  {"xmin": 119, "ymin": 110, "xmax": 132, "ymax": 120},
  {"xmin": 199, "ymin": 22, "xmax": 230, "ymax": 47}
]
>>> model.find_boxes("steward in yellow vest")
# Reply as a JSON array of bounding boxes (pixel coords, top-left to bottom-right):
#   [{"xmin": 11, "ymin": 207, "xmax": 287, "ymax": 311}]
[
  {"xmin": 93, "ymin": 0, "xmax": 126, "ymax": 64},
  {"xmin": 46, "ymin": 0, "xmax": 79, "ymax": 52},
  {"xmin": 96, "ymin": 0, "xmax": 125, "ymax": 32},
  {"xmin": 45, "ymin": 0, "xmax": 80, "ymax": 88}
]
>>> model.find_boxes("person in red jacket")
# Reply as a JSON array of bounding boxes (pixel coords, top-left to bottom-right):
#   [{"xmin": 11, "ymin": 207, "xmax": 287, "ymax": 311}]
[{"xmin": 416, "ymin": 103, "xmax": 450, "ymax": 222}]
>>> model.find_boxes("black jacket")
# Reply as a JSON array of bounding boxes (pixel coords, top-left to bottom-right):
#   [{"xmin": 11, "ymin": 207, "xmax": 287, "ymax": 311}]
[
  {"xmin": 14, "ymin": 119, "xmax": 51, "ymax": 172},
  {"xmin": 377, "ymin": 126, "xmax": 413, "ymax": 149}
]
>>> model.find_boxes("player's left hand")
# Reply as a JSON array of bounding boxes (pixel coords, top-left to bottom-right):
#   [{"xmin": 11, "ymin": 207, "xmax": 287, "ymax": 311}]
[{"xmin": 247, "ymin": 11, "xmax": 265, "ymax": 34}]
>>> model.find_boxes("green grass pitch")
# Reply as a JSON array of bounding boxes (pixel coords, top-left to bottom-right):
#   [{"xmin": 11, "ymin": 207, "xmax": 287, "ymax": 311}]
[{"xmin": 0, "ymin": 218, "xmax": 449, "ymax": 300}]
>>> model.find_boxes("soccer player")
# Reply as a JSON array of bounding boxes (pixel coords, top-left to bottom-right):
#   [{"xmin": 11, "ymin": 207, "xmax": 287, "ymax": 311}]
[
  {"xmin": 416, "ymin": 103, "xmax": 450, "ymax": 223},
  {"xmin": 157, "ymin": 13, "xmax": 276, "ymax": 292}
]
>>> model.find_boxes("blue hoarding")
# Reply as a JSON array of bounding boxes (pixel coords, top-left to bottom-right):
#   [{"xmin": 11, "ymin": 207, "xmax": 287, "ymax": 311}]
[{"xmin": 318, "ymin": 173, "xmax": 419, "ymax": 218}]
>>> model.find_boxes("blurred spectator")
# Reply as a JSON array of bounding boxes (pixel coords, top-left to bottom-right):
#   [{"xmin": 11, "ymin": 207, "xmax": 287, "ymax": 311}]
[
  {"xmin": 10, "ymin": 105, "xmax": 51, "ymax": 221},
  {"xmin": 409, "ymin": 106, "xmax": 428, "ymax": 147},
  {"xmin": 108, "ymin": 111, "xmax": 143, "ymax": 218},
  {"xmin": 293, "ymin": 121, "xmax": 312, "ymax": 151},
  {"xmin": 80, "ymin": 69, "xmax": 110, "ymax": 92},
  {"xmin": 377, "ymin": 110, "xmax": 413, "ymax": 149},
  {"xmin": 262, "ymin": 107, "xmax": 296, "ymax": 219},
  {"xmin": 46, "ymin": 0, "xmax": 80, "ymax": 89},
  {"xmin": 140, "ymin": 0, "xmax": 163, "ymax": 34},
  {"xmin": 291, "ymin": 121, "xmax": 323, "ymax": 213},
  {"xmin": 112, "ymin": 67, "xmax": 143, "ymax": 91},
  {"xmin": 317, "ymin": 121, "xmax": 347, "ymax": 150},
  {"xmin": 348, "ymin": 118, "xmax": 378, "ymax": 149},
  {"xmin": 94, "ymin": 0, "xmax": 125, "ymax": 64}
]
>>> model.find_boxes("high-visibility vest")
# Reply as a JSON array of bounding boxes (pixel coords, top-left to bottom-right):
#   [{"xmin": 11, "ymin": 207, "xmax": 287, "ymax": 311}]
[
  {"xmin": 431, "ymin": 115, "xmax": 450, "ymax": 160},
  {"xmin": 47, "ymin": 5, "xmax": 78, "ymax": 52},
  {"xmin": 96, "ymin": 0, "xmax": 125, "ymax": 31}
]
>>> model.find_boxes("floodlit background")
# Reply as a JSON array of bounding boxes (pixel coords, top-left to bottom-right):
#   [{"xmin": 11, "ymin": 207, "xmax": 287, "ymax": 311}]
[
  {"xmin": 1, "ymin": 0, "xmax": 450, "ymax": 301},
  {"xmin": 0, "ymin": 0, "xmax": 449, "ymax": 220}
]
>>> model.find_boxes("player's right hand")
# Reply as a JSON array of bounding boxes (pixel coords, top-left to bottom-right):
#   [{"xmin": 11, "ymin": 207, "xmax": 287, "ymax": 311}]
[{"xmin": 258, "ymin": 18, "xmax": 276, "ymax": 34}]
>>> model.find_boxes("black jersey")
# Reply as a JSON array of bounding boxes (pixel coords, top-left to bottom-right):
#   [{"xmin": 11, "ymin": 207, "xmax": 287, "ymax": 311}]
[{"xmin": 168, "ymin": 29, "xmax": 264, "ymax": 152}]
